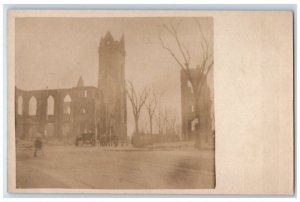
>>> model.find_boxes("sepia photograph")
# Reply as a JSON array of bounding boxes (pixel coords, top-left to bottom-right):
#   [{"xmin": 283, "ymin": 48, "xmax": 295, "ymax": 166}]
[
  {"xmin": 7, "ymin": 10, "xmax": 294, "ymax": 195},
  {"xmin": 13, "ymin": 16, "xmax": 215, "ymax": 190}
]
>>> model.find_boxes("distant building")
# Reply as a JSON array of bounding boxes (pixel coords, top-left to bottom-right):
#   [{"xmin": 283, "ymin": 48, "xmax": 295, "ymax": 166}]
[
  {"xmin": 180, "ymin": 68, "xmax": 214, "ymax": 147},
  {"xmin": 15, "ymin": 32, "xmax": 127, "ymax": 144}
]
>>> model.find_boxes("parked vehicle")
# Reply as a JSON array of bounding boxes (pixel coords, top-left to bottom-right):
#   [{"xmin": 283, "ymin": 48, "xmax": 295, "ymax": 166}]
[{"xmin": 75, "ymin": 132, "xmax": 96, "ymax": 146}]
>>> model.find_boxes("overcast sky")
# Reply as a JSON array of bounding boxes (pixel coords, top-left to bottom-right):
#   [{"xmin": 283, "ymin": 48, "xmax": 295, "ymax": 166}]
[{"xmin": 15, "ymin": 17, "xmax": 213, "ymax": 135}]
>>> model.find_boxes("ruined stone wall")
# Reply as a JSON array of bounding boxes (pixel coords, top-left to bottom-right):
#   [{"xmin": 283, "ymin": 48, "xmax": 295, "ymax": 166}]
[
  {"xmin": 180, "ymin": 69, "xmax": 214, "ymax": 143},
  {"xmin": 15, "ymin": 86, "xmax": 97, "ymax": 141}
]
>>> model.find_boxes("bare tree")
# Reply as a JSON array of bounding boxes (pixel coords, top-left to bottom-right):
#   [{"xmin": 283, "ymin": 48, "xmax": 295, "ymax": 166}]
[
  {"xmin": 155, "ymin": 105, "xmax": 163, "ymax": 135},
  {"xmin": 154, "ymin": 93, "xmax": 165, "ymax": 135},
  {"xmin": 163, "ymin": 108, "xmax": 169, "ymax": 135},
  {"xmin": 162, "ymin": 107, "xmax": 177, "ymax": 135},
  {"xmin": 159, "ymin": 20, "xmax": 213, "ymax": 149},
  {"xmin": 169, "ymin": 109, "xmax": 177, "ymax": 135},
  {"xmin": 126, "ymin": 81, "xmax": 149, "ymax": 136},
  {"xmin": 145, "ymin": 90, "xmax": 159, "ymax": 135}
]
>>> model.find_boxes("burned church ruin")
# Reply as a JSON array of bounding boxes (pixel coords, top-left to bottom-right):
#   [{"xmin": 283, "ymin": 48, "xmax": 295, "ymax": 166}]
[
  {"xmin": 180, "ymin": 68, "xmax": 214, "ymax": 148},
  {"xmin": 15, "ymin": 32, "xmax": 127, "ymax": 145}
]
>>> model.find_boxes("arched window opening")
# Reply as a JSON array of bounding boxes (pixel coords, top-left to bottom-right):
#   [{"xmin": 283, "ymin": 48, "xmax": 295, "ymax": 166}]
[
  {"xmin": 63, "ymin": 94, "xmax": 72, "ymax": 115},
  {"xmin": 47, "ymin": 95, "xmax": 55, "ymax": 115},
  {"xmin": 28, "ymin": 96, "xmax": 37, "ymax": 116}
]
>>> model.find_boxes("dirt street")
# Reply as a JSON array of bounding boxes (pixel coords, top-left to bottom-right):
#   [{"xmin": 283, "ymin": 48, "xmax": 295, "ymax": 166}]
[{"xmin": 16, "ymin": 145, "xmax": 215, "ymax": 189}]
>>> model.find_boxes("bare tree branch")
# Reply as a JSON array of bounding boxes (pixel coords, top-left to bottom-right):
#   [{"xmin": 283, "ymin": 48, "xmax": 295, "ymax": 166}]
[
  {"xmin": 182, "ymin": 44, "xmax": 191, "ymax": 64},
  {"xmin": 126, "ymin": 81, "xmax": 149, "ymax": 135},
  {"xmin": 145, "ymin": 90, "xmax": 159, "ymax": 135},
  {"xmin": 158, "ymin": 36, "xmax": 186, "ymax": 71},
  {"xmin": 169, "ymin": 22, "xmax": 190, "ymax": 68},
  {"xmin": 158, "ymin": 19, "xmax": 213, "ymax": 148},
  {"xmin": 195, "ymin": 19, "xmax": 209, "ymax": 58}
]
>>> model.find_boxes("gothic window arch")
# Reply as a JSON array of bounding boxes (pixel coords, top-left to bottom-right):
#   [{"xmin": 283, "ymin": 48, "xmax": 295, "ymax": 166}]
[
  {"xmin": 17, "ymin": 96, "xmax": 23, "ymax": 115},
  {"xmin": 63, "ymin": 94, "xmax": 72, "ymax": 115},
  {"xmin": 28, "ymin": 96, "xmax": 37, "ymax": 116},
  {"xmin": 47, "ymin": 95, "xmax": 55, "ymax": 115}
]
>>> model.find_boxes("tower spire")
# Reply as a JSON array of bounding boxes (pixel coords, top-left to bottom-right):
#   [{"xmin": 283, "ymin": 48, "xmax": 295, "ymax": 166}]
[{"xmin": 77, "ymin": 76, "xmax": 84, "ymax": 87}]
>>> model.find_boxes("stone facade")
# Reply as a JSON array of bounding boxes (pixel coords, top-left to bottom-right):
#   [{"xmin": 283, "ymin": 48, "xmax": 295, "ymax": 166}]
[
  {"xmin": 15, "ymin": 81, "xmax": 97, "ymax": 141},
  {"xmin": 96, "ymin": 32, "xmax": 127, "ymax": 144},
  {"xmin": 15, "ymin": 32, "xmax": 127, "ymax": 144},
  {"xmin": 180, "ymin": 68, "xmax": 214, "ymax": 147}
]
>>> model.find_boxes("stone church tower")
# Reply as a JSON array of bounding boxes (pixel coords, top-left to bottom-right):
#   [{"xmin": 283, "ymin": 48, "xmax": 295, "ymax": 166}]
[{"xmin": 97, "ymin": 32, "xmax": 127, "ymax": 144}]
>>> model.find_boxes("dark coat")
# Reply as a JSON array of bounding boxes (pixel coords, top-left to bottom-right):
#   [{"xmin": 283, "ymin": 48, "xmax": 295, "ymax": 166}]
[{"xmin": 34, "ymin": 137, "xmax": 43, "ymax": 149}]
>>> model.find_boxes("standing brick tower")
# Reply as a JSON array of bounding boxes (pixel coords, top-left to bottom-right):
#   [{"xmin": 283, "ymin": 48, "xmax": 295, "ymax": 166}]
[{"xmin": 97, "ymin": 32, "xmax": 127, "ymax": 145}]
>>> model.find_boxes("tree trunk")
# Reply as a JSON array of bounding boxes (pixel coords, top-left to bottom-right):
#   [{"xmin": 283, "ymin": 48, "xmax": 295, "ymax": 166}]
[
  {"xmin": 194, "ymin": 95, "xmax": 202, "ymax": 149},
  {"xmin": 149, "ymin": 116, "xmax": 153, "ymax": 136},
  {"xmin": 134, "ymin": 116, "xmax": 139, "ymax": 135},
  {"xmin": 158, "ymin": 123, "xmax": 162, "ymax": 135}
]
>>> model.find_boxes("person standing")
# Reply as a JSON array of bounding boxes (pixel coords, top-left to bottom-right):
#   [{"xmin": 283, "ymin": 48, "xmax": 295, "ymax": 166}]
[{"xmin": 34, "ymin": 133, "xmax": 44, "ymax": 157}]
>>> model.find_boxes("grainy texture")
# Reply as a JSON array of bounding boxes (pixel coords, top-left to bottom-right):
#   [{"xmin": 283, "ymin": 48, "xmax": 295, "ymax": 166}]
[{"xmin": 7, "ymin": 10, "xmax": 293, "ymax": 195}]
